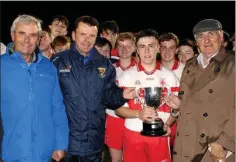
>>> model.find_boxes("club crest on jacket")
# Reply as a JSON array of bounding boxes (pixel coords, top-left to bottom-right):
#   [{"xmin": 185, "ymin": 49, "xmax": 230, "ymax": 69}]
[{"xmin": 97, "ymin": 67, "xmax": 106, "ymax": 78}]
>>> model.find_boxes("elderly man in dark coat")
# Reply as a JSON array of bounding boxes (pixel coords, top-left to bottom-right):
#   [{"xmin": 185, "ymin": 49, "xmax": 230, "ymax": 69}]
[{"xmin": 166, "ymin": 19, "xmax": 235, "ymax": 162}]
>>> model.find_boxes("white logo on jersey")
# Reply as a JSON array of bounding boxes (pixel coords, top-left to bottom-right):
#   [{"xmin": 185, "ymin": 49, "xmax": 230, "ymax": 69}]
[
  {"xmin": 160, "ymin": 78, "xmax": 166, "ymax": 87},
  {"xmin": 135, "ymin": 80, "xmax": 141, "ymax": 85},
  {"xmin": 146, "ymin": 77, "xmax": 154, "ymax": 80}
]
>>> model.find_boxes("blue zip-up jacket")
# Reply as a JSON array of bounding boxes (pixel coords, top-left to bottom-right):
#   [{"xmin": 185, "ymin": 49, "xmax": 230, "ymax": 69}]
[
  {"xmin": 1, "ymin": 43, "xmax": 69, "ymax": 161},
  {"xmin": 51, "ymin": 43, "xmax": 127, "ymax": 156}
]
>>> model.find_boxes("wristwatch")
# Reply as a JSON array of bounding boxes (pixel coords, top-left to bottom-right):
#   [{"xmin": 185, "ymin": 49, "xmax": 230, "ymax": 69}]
[{"xmin": 170, "ymin": 108, "xmax": 180, "ymax": 118}]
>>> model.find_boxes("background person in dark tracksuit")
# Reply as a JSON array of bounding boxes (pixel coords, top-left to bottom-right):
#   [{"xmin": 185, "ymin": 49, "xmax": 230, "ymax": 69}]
[{"xmin": 51, "ymin": 16, "xmax": 135, "ymax": 162}]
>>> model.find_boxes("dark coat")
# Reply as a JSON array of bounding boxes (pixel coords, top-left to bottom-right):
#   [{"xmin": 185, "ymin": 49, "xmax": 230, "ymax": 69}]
[
  {"xmin": 52, "ymin": 44, "xmax": 127, "ymax": 156},
  {"xmin": 173, "ymin": 47, "xmax": 235, "ymax": 162}
]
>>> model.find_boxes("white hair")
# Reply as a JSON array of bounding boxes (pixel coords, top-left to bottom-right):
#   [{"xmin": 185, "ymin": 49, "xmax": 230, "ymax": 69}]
[{"xmin": 10, "ymin": 14, "xmax": 42, "ymax": 35}]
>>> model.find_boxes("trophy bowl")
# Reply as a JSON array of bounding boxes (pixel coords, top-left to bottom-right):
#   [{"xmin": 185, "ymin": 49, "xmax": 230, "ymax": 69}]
[{"xmin": 137, "ymin": 87, "xmax": 167, "ymax": 137}]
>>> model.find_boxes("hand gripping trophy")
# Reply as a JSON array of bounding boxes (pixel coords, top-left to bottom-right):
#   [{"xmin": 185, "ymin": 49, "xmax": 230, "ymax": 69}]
[{"xmin": 136, "ymin": 86, "xmax": 170, "ymax": 136}]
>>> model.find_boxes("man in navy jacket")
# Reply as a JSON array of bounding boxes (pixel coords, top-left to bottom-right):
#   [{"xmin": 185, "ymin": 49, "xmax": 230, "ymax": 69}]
[{"xmin": 52, "ymin": 16, "xmax": 135, "ymax": 162}]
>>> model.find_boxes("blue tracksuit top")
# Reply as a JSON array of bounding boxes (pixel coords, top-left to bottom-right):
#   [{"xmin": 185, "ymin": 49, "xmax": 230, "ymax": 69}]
[{"xmin": 1, "ymin": 44, "xmax": 69, "ymax": 161}]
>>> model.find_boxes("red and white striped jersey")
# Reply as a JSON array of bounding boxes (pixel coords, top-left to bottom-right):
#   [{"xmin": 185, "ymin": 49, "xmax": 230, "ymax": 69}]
[
  {"xmin": 106, "ymin": 60, "xmax": 136, "ymax": 117},
  {"xmin": 119, "ymin": 62, "xmax": 180, "ymax": 132},
  {"xmin": 170, "ymin": 60, "xmax": 185, "ymax": 81},
  {"xmin": 161, "ymin": 59, "xmax": 185, "ymax": 81}
]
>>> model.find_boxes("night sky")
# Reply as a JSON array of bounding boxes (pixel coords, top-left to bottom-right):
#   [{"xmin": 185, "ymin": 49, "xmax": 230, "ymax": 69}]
[{"xmin": 1, "ymin": 1, "xmax": 235, "ymax": 45}]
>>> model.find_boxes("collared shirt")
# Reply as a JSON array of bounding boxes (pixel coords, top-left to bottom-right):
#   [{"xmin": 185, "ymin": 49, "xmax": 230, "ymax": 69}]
[
  {"xmin": 7, "ymin": 43, "xmax": 36, "ymax": 66},
  {"xmin": 82, "ymin": 48, "xmax": 94, "ymax": 64},
  {"xmin": 197, "ymin": 51, "xmax": 218, "ymax": 68}
]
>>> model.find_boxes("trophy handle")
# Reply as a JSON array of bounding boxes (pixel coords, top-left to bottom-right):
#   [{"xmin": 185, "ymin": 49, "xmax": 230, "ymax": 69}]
[
  {"xmin": 158, "ymin": 85, "xmax": 171, "ymax": 108},
  {"xmin": 135, "ymin": 87, "xmax": 140, "ymax": 98},
  {"xmin": 135, "ymin": 87, "xmax": 146, "ymax": 107},
  {"xmin": 162, "ymin": 86, "xmax": 179, "ymax": 116},
  {"xmin": 166, "ymin": 85, "xmax": 171, "ymax": 96}
]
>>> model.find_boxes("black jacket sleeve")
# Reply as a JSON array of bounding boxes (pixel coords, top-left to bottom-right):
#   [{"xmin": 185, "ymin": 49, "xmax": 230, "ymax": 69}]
[{"xmin": 101, "ymin": 63, "xmax": 128, "ymax": 110}]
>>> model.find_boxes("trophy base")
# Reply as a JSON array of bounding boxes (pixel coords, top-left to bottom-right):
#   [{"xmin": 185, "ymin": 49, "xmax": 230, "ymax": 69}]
[
  {"xmin": 141, "ymin": 129, "xmax": 167, "ymax": 136},
  {"xmin": 140, "ymin": 120, "xmax": 167, "ymax": 137}
]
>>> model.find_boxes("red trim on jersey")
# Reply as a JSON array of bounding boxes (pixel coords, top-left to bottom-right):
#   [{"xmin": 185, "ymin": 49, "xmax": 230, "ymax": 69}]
[
  {"xmin": 137, "ymin": 61, "xmax": 161, "ymax": 75},
  {"xmin": 115, "ymin": 59, "xmax": 136, "ymax": 71},
  {"xmin": 111, "ymin": 49, "xmax": 119, "ymax": 57},
  {"xmin": 160, "ymin": 59, "xmax": 180, "ymax": 71},
  {"xmin": 171, "ymin": 59, "xmax": 180, "ymax": 70},
  {"xmin": 162, "ymin": 87, "xmax": 180, "ymax": 92}
]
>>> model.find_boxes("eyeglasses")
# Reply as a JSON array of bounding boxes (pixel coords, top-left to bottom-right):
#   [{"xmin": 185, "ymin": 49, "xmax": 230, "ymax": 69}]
[{"xmin": 195, "ymin": 31, "xmax": 220, "ymax": 42}]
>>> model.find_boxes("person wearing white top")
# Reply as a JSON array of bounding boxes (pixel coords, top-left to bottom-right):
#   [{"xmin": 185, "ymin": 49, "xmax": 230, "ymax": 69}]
[
  {"xmin": 105, "ymin": 32, "xmax": 136, "ymax": 162},
  {"xmin": 115, "ymin": 29, "xmax": 180, "ymax": 162}
]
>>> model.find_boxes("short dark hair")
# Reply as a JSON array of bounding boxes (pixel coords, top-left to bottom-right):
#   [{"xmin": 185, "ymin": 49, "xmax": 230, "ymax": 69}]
[
  {"xmin": 50, "ymin": 15, "xmax": 69, "ymax": 28},
  {"xmin": 135, "ymin": 29, "xmax": 159, "ymax": 46},
  {"xmin": 159, "ymin": 32, "xmax": 179, "ymax": 46},
  {"xmin": 179, "ymin": 39, "xmax": 198, "ymax": 54},
  {"xmin": 51, "ymin": 35, "xmax": 71, "ymax": 50},
  {"xmin": 223, "ymin": 31, "xmax": 230, "ymax": 42},
  {"xmin": 95, "ymin": 37, "xmax": 112, "ymax": 58},
  {"xmin": 100, "ymin": 20, "xmax": 119, "ymax": 34},
  {"xmin": 41, "ymin": 26, "xmax": 52, "ymax": 39},
  {"xmin": 42, "ymin": 26, "xmax": 51, "ymax": 34},
  {"xmin": 74, "ymin": 16, "xmax": 99, "ymax": 31},
  {"xmin": 95, "ymin": 37, "xmax": 112, "ymax": 50}
]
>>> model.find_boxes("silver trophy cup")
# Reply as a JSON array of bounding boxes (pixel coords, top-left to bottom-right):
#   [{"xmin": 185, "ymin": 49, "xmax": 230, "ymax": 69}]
[{"xmin": 136, "ymin": 87, "xmax": 169, "ymax": 136}]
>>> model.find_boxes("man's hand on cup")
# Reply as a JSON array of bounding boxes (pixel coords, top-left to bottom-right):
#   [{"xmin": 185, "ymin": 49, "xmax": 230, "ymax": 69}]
[
  {"xmin": 163, "ymin": 123, "xmax": 171, "ymax": 137},
  {"xmin": 123, "ymin": 87, "xmax": 136, "ymax": 100},
  {"xmin": 164, "ymin": 93, "xmax": 181, "ymax": 110},
  {"xmin": 138, "ymin": 107, "xmax": 157, "ymax": 122}
]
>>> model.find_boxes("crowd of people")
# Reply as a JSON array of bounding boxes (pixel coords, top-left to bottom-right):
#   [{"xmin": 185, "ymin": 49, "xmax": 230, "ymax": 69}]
[{"xmin": 0, "ymin": 14, "xmax": 235, "ymax": 162}]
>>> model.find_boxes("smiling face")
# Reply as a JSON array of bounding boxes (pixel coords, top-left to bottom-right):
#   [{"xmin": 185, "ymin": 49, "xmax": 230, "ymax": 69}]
[
  {"xmin": 49, "ymin": 20, "xmax": 67, "ymax": 37},
  {"xmin": 117, "ymin": 39, "xmax": 135, "ymax": 59},
  {"xmin": 178, "ymin": 45, "xmax": 195, "ymax": 64},
  {"xmin": 136, "ymin": 36, "xmax": 159, "ymax": 65},
  {"xmin": 159, "ymin": 39, "xmax": 178, "ymax": 63},
  {"xmin": 11, "ymin": 22, "xmax": 40, "ymax": 56},
  {"xmin": 100, "ymin": 29, "xmax": 118, "ymax": 49},
  {"xmin": 72, "ymin": 22, "xmax": 98, "ymax": 56},
  {"xmin": 54, "ymin": 43, "xmax": 70, "ymax": 53},
  {"xmin": 195, "ymin": 30, "xmax": 223, "ymax": 58},
  {"xmin": 95, "ymin": 44, "xmax": 111, "ymax": 58},
  {"xmin": 39, "ymin": 31, "xmax": 52, "ymax": 51}
]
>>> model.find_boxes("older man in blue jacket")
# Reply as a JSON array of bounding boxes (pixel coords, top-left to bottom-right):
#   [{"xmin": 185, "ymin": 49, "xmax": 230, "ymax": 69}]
[{"xmin": 1, "ymin": 14, "xmax": 69, "ymax": 162}]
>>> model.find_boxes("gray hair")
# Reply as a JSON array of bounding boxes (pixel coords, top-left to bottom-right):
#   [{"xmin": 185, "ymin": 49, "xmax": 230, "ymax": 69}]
[
  {"xmin": 194, "ymin": 30, "xmax": 223, "ymax": 41},
  {"xmin": 10, "ymin": 14, "xmax": 42, "ymax": 36}
]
